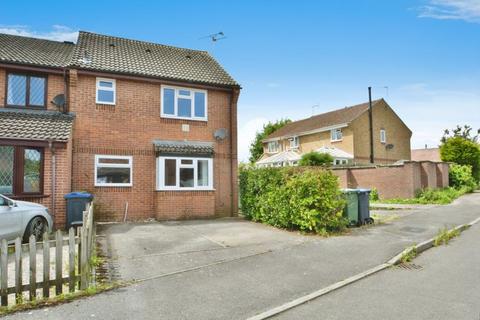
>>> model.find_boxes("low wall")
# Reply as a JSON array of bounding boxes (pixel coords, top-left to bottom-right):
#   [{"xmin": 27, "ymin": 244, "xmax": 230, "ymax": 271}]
[{"xmin": 332, "ymin": 161, "xmax": 449, "ymax": 199}]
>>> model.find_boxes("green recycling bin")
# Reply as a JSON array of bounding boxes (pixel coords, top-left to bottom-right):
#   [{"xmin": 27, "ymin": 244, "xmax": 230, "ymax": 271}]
[{"xmin": 342, "ymin": 189, "xmax": 359, "ymax": 226}]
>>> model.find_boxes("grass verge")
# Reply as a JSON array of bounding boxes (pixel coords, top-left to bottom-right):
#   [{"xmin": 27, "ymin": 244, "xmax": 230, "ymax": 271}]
[{"xmin": 374, "ymin": 187, "xmax": 471, "ymax": 205}]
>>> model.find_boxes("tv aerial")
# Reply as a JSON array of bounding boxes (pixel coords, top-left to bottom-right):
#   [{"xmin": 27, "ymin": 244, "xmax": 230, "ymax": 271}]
[{"xmin": 200, "ymin": 32, "xmax": 227, "ymax": 42}]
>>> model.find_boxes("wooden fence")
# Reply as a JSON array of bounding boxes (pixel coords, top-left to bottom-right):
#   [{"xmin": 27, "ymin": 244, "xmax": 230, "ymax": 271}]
[{"xmin": 0, "ymin": 202, "xmax": 95, "ymax": 306}]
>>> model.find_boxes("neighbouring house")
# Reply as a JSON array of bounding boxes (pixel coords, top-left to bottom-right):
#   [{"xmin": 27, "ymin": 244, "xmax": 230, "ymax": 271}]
[
  {"xmin": 257, "ymin": 99, "xmax": 412, "ymax": 167},
  {"xmin": 0, "ymin": 31, "xmax": 240, "ymax": 227},
  {"xmin": 411, "ymin": 147, "xmax": 441, "ymax": 162}
]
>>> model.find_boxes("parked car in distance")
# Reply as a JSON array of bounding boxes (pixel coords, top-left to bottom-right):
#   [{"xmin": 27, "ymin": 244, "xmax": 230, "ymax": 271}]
[{"xmin": 0, "ymin": 194, "xmax": 53, "ymax": 243}]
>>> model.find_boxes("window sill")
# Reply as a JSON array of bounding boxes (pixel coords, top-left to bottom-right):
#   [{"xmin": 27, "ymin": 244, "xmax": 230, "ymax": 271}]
[
  {"xmin": 330, "ymin": 139, "xmax": 343, "ymax": 143},
  {"xmin": 160, "ymin": 114, "xmax": 208, "ymax": 122},
  {"xmin": 5, "ymin": 105, "xmax": 47, "ymax": 110},
  {"xmin": 9, "ymin": 194, "xmax": 49, "ymax": 199},
  {"xmin": 156, "ymin": 188, "xmax": 215, "ymax": 192}
]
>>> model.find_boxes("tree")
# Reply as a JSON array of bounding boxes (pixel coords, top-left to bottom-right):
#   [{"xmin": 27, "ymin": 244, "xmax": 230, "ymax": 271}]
[
  {"xmin": 441, "ymin": 125, "xmax": 480, "ymax": 143},
  {"xmin": 248, "ymin": 119, "xmax": 291, "ymax": 163},
  {"xmin": 440, "ymin": 136, "xmax": 480, "ymax": 181},
  {"xmin": 298, "ymin": 152, "xmax": 333, "ymax": 166}
]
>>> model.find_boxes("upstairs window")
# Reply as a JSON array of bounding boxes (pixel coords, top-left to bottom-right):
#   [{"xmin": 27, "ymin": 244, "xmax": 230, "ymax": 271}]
[
  {"xmin": 267, "ymin": 141, "xmax": 280, "ymax": 153},
  {"xmin": 95, "ymin": 155, "xmax": 132, "ymax": 187},
  {"xmin": 96, "ymin": 78, "xmax": 116, "ymax": 105},
  {"xmin": 289, "ymin": 136, "xmax": 299, "ymax": 149},
  {"xmin": 380, "ymin": 129, "xmax": 386, "ymax": 143},
  {"xmin": 330, "ymin": 128, "xmax": 343, "ymax": 142},
  {"xmin": 6, "ymin": 73, "xmax": 46, "ymax": 108},
  {"xmin": 161, "ymin": 86, "xmax": 207, "ymax": 121}
]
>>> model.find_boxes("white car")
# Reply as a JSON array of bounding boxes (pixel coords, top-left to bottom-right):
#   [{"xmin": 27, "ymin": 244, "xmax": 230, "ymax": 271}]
[{"xmin": 0, "ymin": 194, "xmax": 53, "ymax": 243}]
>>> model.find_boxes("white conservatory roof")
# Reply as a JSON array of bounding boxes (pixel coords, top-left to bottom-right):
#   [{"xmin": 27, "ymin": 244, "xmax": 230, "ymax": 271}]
[
  {"xmin": 315, "ymin": 146, "xmax": 354, "ymax": 159},
  {"xmin": 256, "ymin": 150, "xmax": 301, "ymax": 165}
]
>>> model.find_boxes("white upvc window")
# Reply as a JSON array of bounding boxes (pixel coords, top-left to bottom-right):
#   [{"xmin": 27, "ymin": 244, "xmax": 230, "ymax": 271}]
[
  {"xmin": 330, "ymin": 128, "xmax": 343, "ymax": 142},
  {"xmin": 289, "ymin": 136, "xmax": 299, "ymax": 149},
  {"xmin": 334, "ymin": 159, "xmax": 348, "ymax": 165},
  {"xmin": 267, "ymin": 141, "xmax": 279, "ymax": 153},
  {"xmin": 96, "ymin": 78, "xmax": 116, "ymax": 105},
  {"xmin": 94, "ymin": 155, "xmax": 132, "ymax": 187},
  {"xmin": 380, "ymin": 129, "xmax": 386, "ymax": 143},
  {"xmin": 157, "ymin": 156, "xmax": 213, "ymax": 190},
  {"xmin": 161, "ymin": 85, "xmax": 208, "ymax": 121}
]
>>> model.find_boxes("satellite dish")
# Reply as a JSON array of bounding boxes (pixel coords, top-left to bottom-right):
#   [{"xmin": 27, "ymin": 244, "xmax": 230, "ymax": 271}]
[
  {"xmin": 51, "ymin": 94, "xmax": 65, "ymax": 111},
  {"xmin": 214, "ymin": 128, "xmax": 227, "ymax": 140}
]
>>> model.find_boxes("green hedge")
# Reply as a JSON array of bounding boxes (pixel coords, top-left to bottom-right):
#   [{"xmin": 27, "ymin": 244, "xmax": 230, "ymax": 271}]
[
  {"xmin": 239, "ymin": 167, "xmax": 347, "ymax": 235},
  {"xmin": 449, "ymin": 163, "xmax": 477, "ymax": 192}
]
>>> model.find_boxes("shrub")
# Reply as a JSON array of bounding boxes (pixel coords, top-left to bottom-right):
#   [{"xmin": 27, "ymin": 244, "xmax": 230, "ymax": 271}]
[
  {"xmin": 239, "ymin": 167, "xmax": 347, "ymax": 234},
  {"xmin": 440, "ymin": 136, "xmax": 480, "ymax": 181},
  {"xmin": 449, "ymin": 163, "xmax": 477, "ymax": 192},
  {"xmin": 369, "ymin": 188, "xmax": 379, "ymax": 201},
  {"xmin": 298, "ymin": 152, "xmax": 333, "ymax": 167}
]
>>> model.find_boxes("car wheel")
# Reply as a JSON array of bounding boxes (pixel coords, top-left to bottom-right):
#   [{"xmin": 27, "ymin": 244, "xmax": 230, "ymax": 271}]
[{"xmin": 23, "ymin": 217, "xmax": 47, "ymax": 243}]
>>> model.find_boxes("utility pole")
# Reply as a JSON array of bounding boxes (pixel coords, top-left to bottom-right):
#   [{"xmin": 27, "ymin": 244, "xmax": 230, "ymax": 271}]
[{"xmin": 368, "ymin": 87, "xmax": 374, "ymax": 164}]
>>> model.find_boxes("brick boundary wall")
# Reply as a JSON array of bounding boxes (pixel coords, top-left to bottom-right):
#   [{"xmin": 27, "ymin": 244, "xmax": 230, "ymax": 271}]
[{"xmin": 331, "ymin": 161, "xmax": 449, "ymax": 199}]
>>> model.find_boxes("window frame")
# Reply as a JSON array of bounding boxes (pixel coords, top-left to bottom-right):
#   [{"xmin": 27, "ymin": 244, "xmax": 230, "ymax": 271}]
[
  {"xmin": 160, "ymin": 85, "xmax": 208, "ymax": 121},
  {"xmin": 330, "ymin": 128, "xmax": 343, "ymax": 142},
  {"xmin": 94, "ymin": 155, "xmax": 133, "ymax": 187},
  {"xmin": 380, "ymin": 129, "xmax": 386, "ymax": 144},
  {"xmin": 95, "ymin": 78, "xmax": 116, "ymax": 105},
  {"xmin": 0, "ymin": 144, "xmax": 44, "ymax": 196},
  {"xmin": 5, "ymin": 72, "xmax": 48, "ymax": 109},
  {"xmin": 267, "ymin": 141, "xmax": 280, "ymax": 153},
  {"xmin": 156, "ymin": 156, "xmax": 213, "ymax": 191},
  {"xmin": 288, "ymin": 136, "xmax": 299, "ymax": 149}
]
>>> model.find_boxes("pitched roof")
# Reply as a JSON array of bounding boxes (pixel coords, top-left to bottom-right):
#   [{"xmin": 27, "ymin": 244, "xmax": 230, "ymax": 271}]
[
  {"xmin": 256, "ymin": 150, "xmax": 301, "ymax": 165},
  {"xmin": 316, "ymin": 146, "xmax": 353, "ymax": 159},
  {"xmin": 70, "ymin": 31, "xmax": 238, "ymax": 87},
  {"xmin": 0, "ymin": 109, "xmax": 74, "ymax": 142},
  {"xmin": 0, "ymin": 32, "xmax": 238, "ymax": 87},
  {"xmin": 265, "ymin": 99, "xmax": 383, "ymax": 140},
  {"xmin": 0, "ymin": 33, "xmax": 75, "ymax": 68}
]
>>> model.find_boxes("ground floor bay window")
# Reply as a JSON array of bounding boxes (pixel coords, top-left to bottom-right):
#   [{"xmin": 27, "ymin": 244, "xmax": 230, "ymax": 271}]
[
  {"xmin": 0, "ymin": 145, "xmax": 43, "ymax": 196},
  {"xmin": 157, "ymin": 156, "xmax": 213, "ymax": 190}
]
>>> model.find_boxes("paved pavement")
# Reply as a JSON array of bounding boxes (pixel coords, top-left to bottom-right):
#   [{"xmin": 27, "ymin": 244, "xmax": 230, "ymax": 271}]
[
  {"xmin": 274, "ymin": 221, "xmax": 480, "ymax": 320},
  {"xmin": 5, "ymin": 193, "xmax": 480, "ymax": 320}
]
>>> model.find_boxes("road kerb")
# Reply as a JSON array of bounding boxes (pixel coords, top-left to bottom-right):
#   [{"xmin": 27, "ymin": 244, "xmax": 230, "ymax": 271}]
[{"xmin": 247, "ymin": 216, "xmax": 480, "ymax": 320}]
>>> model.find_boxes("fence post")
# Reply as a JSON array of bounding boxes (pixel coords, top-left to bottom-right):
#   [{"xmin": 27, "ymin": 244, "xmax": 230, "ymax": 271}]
[
  {"xmin": 80, "ymin": 224, "xmax": 87, "ymax": 290},
  {"xmin": 55, "ymin": 230, "xmax": 63, "ymax": 295},
  {"xmin": 29, "ymin": 235, "xmax": 36, "ymax": 301},
  {"xmin": 77, "ymin": 227, "xmax": 82, "ymax": 288},
  {"xmin": 68, "ymin": 228, "xmax": 76, "ymax": 293},
  {"xmin": 15, "ymin": 237, "xmax": 22, "ymax": 303},
  {"xmin": 1, "ymin": 239, "xmax": 8, "ymax": 306},
  {"xmin": 43, "ymin": 232, "xmax": 50, "ymax": 299}
]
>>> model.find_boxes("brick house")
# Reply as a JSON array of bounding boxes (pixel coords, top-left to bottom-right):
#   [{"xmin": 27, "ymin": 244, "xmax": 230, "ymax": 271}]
[
  {"xmin": 0, "ymin": 31, "xmax": 240, "ymax": 226},
  {"xmin": 257, "ymin": 99, "xmax": 411, "ymax": 166}
]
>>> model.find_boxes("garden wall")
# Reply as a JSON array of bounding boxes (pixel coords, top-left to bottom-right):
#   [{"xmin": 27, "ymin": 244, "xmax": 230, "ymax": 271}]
[{"xmin": 331, "ymin": 161, "xmax": 449, "ymax": 199}]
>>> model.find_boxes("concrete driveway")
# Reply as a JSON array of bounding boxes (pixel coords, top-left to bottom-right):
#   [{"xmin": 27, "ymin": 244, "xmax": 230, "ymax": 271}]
[
  {"xmin": 5, "ymin": 193, "xmax": 480, "ymax": 320},
  {"xmin": 98, "ymin": 218, "xmax": 309, "ymax": 281}
]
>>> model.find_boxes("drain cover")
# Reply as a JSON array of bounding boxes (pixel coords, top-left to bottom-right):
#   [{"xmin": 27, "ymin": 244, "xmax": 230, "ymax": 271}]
[{"xmin": 396, "ymin": 263, "xmax": 423, "ymax": 270}]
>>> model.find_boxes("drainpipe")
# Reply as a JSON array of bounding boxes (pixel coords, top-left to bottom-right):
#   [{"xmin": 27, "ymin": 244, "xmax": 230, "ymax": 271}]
[
  {"xmin": 48, "ymin": 140, "xmax": 56, "ymax": 224},
  {"xmin": 368, "ymin": 87, "xmax": 374, "ymax": 164}
]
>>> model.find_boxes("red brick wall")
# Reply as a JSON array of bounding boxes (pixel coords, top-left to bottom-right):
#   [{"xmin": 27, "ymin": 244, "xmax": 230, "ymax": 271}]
[
  {"xmin": 155, "ymin": 191, "xmax": 216, "ymax": 220},
  {"xmin": 420, "ymin": 161, "xmax": 437, "ymax": 189},
  {"xmin": 69, "ymin": 71, "xmax": 238, "ymax": 221},
  {"xmin": 332, "ymin": 161, "xmax": 449, "ymax": 199}
]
